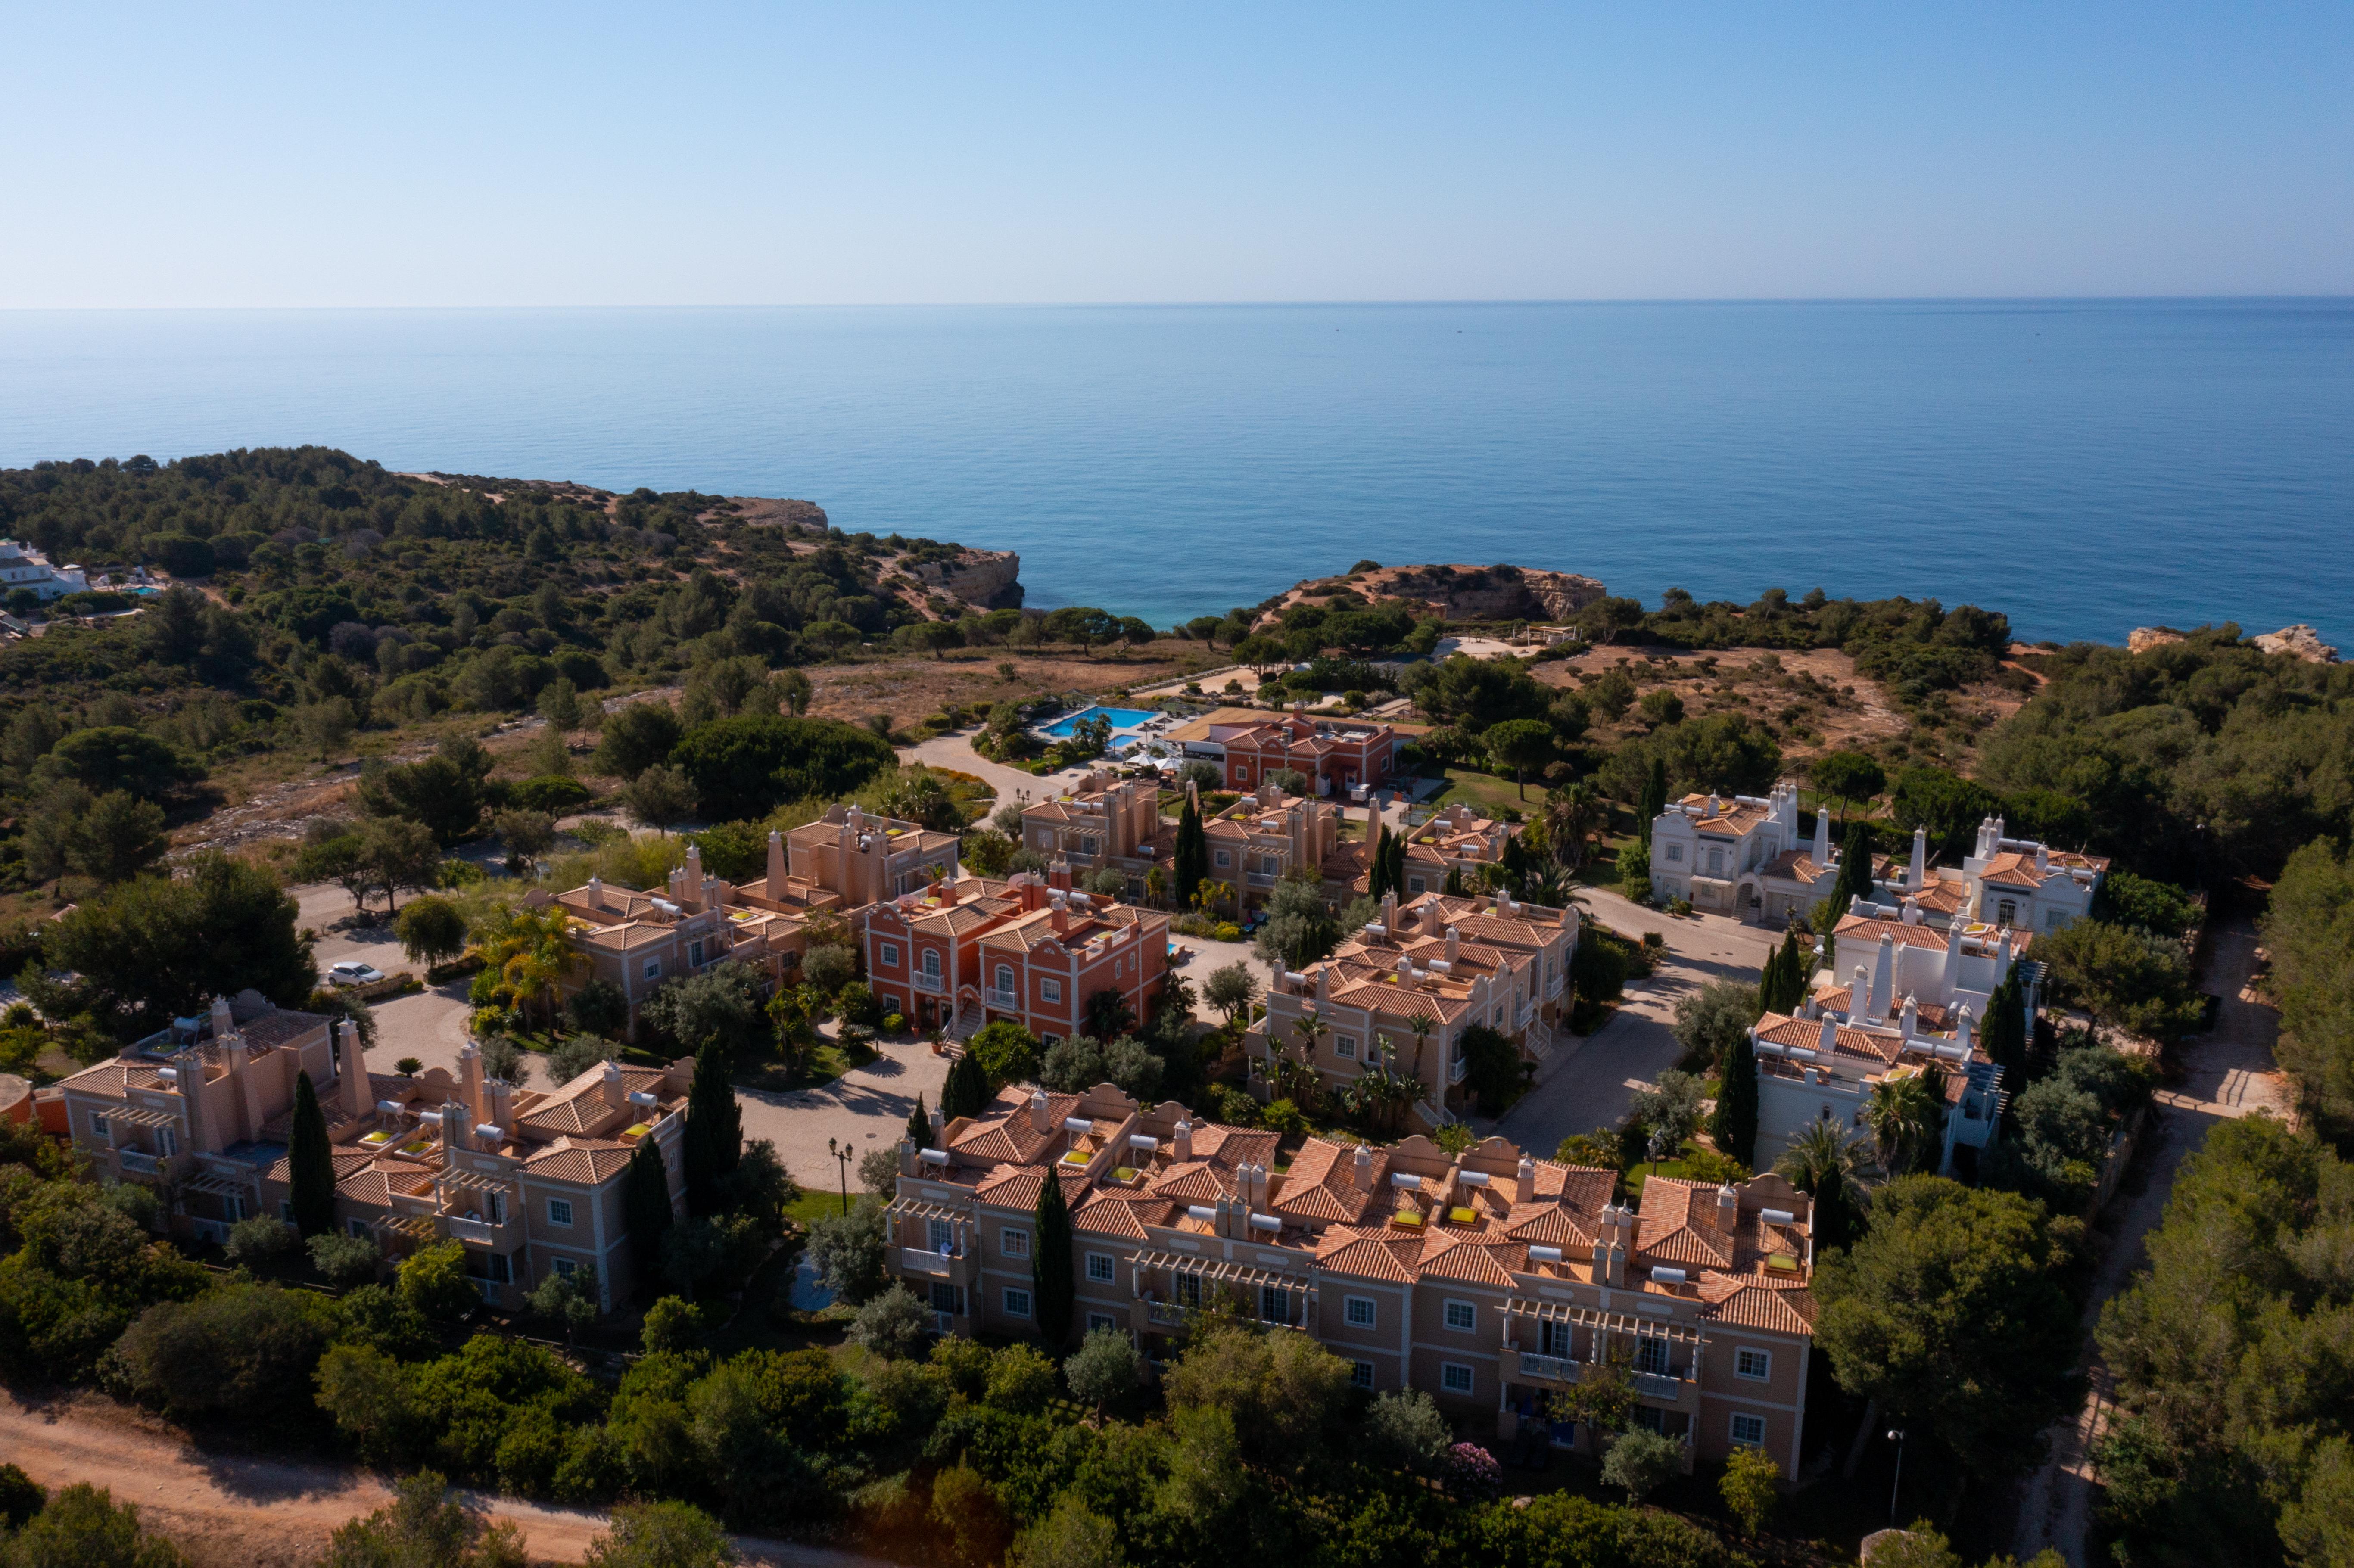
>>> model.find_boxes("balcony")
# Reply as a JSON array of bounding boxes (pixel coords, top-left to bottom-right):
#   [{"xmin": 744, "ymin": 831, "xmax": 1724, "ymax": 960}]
[
  {"xmin": 912, "ymin": 971, "xmax": 946, "ymax": 995},
  {"xmin": 899, "ymin": 1247, "xmax": 955, "ymax": 1279},
  {"xmin": 445, "ymin": 1214, "xmax": 520, "ymax": 1250},
  {"xmin": 1145, "ymin": 1300, "xmax": 1194, "ymax": 1328},
  {"xmin": 1449, "ymin": 1056, "xmax": 1467, "ymax": 1083},
  {"xmin": 985, "ymin": 988, "xmax": 1020, "ymax": 1009},
  {"xmin": 1517, "ymin": 1351, "xmax": 1579, "ymax": 1384},
  {"xmin": 1633, "ymin": 1369, "xmax": 1698, "ymax": 1405},
  {"xmin": 117, "ymin": 1149, "xmax": 162, "ymax": 1176}
]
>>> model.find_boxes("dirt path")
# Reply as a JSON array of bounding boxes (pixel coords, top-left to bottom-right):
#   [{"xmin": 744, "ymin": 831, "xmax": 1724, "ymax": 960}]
[
  {"xmin": 2008, "ymin": 916, "xmax": 2289, "ymax": 1565},
  {"xmin": 0, "ymin": 1390, "xmax": 882, "ymax": 1568}
]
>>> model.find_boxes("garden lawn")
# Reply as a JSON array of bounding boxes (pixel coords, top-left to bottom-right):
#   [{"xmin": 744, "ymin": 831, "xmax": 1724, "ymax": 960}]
[{"xmin": 1429, "ymin": 768, "xmax": 1546, "ymax": 815}]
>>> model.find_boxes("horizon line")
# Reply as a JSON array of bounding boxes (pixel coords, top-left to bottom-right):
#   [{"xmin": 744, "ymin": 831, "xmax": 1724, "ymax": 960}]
[{"xmin": 3, "ymin": 292, "xmax": 2351, "ymax": 314}]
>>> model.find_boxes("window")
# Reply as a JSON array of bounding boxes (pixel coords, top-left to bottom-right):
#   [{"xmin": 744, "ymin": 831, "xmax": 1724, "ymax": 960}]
[
  {"xmin": 554, "ymin": 1257, "xmax": 577, "ymax": 1279},
  {"xmin": 1087, "ymin": 1253, "xmax": 1115, "ymax": 1284},
  {"xmin": 1736, "ymin": 1348, "xmax": 1771, "ymax": 1381},
  {"xmin": 921, "ymin": 951, "xmax": 941, "ymax": 978},
  {"xmin": 879, "ymin": 942, "xmax": 900, "ymax": 967},
  {"xmin": 931, "ymin": 1282, "xmax": 960, "ymax": 1313},
  {"xmin": 1541, "ymin": 1320, "xmax": 1572, "ymax": 1358},
  {"xmin": 995, "ymin": 964, "xmax": 1015, "ymax": 993},
  {"xmin": 643, "ymin": 958, "xmax": 662, "ymax": 980},
  {"xmin": 1706, "ymin": 848, "xmax": 1725, "ymax": 875},
  {"xmin": 1730, "ymin": 1413, "xmax": 1768, "ymax": 1449},
  {"xmin": 278, "ymin": 1200, "xmax": 293, "ymax": 1223},
  {"xmin": 1443, "ymin": 1300, "xmax": 1476, "ymax": 1333},
  {"xmin": 1335, "ymin": 1034, "xmax": 1357, "ymax": 1060},
  {"xmin": 1998, "ymin": 898, "xmax": 2018, "ymax": 926},
  {"xmin": 1351, "ymin": 1361, "xmax": 1375, "ymax": 1390},
  {"xmin": 1407, "ymin": 875, "xmax": 1427, "ymax": 893},
  {"xmin": 157, "ymin": 1127, "xmax": 178, "ymax": 1157},
  {"xmin": 2046, "ymin": 908, "xmax": 2064, "ymax": 930},
  {"xmin": 1635, "ymin": 1335, "xmax": 1669, "ymax": 1376},
  {"xmin": 1259, "ymin": 1284, "xmax": 1289, "ymax": 1322},
  {"xmin": 1087, "ymin": 1313, "xmax": 1117, "ymax": 1333},
  {"xmin": 1214, "ymin": 849, "xmax": 1232, "ymax": 868},
  {"xmin": 1175, "ymin": 1272, "xmax": 1202, "ymax": 1308},
  {"xmin": 1003, "ymin": 1287, "xmax": 1032, "ymax": 1319},
  {"xmin": 1001, "ymin": 1226, "xmax": 1031, "ymax": 1258},
  {"xmin": 1345, "ymin": 1295, "xmax": 1376, "ymax": 1328},
  {"xmin": 1441, "ymin": 1363, "xmax": 1474, "ymax": 1395},
  {"xmin": 90, "ymin": 1113, "xmax": 110, "ymax": 1139},
  {"xmin": 687, "ymin": 939, "xmax": 706, "ymax": 967},
  {"xmin": 1080, "ymin": 837, "xmax": 1099, "ymax": 857},
  {"xmin": 1041, "ymin": 979, "xmax": 1062, "ymax": 1005},
  {"xmin": 881, "ymin": 995, "xmax": 901, "ymax": 1015},
  {"xmin": 348, "ymin": 1218, "xmax": 370, "ymax": 1239},
  {"xmin": 928, "ymin": 1218, "xmax": 955, "ymax": 1253},
  {"xmin": 1665, "ymin": 843, "xmax": 1684, "ymax": 863},
  {"xmin": 548, "ymin": 1198, "xmax": 574, "ymax": 1227}
]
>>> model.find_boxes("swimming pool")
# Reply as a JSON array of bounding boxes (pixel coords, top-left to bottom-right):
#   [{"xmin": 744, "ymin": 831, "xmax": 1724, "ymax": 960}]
[{"xmin": 1039, "ymin": 705, "xmax": 1158, "ymax": 739}]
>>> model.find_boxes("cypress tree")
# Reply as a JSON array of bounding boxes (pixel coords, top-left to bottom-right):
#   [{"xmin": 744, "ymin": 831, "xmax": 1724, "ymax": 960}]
[
  {"xmin": 1172, "ymin": 796, "xmax": 1208, "ymax": 910},
  {"xmin": 1444, "ymin": 865, "xmax": 1467, "ymax": 897},
  {"xmin": 1366, "ymin": 820, "xmax": 1389, "ymax": 900},
  {"xmin": 1637, "ymin": 756, "xmax": 1669, "ymax": 826},
  {"xmin": 1980, "ymin": 968, "xmax": 2028, "ymax": 1077},
  {"xmin": 623, "ymin": 1136, "xmax": 673, "ymax": 1278},
  {"xmin": 1810, "ymin": 1164, "xmax": 1855, "ymax": 1251},
  {"xmin": 904, "ymin": 1093, "xmax": 932, "ymax": 1148},
  {"xmin": 1833, "ymin": 820, "xmax": 1878, "ymax": 912},
  {"xmin": 940, "ymin": 1050, "xmax": 988, "ymax": 1123},
  {"xmin": 1033, "ymin": 1168, "xmax": 1075, "ymax": 1346},
  {"xmin": 682, "ymin": 1042, "xmax": 741, "ymax": 1217},
  {"xmin": 1710, "ymin": 1034, "xmax": 1759, "ymax": 1170},
  {"xmin": 288, "ymin": 1070, "xmax": 336, "ymax": 1238}
]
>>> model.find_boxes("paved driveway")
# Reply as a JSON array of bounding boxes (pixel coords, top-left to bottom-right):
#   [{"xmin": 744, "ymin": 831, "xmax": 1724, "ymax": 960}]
[{"xmin": 1479, "ymin": 890, "xmax": 1779, "ymax": 1157}]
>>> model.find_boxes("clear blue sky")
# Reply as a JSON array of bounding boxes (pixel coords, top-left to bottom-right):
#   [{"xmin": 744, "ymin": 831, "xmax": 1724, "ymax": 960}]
[{"xmin": 5, "ymin": 3, "xmax": 2348, "ymax": 306}]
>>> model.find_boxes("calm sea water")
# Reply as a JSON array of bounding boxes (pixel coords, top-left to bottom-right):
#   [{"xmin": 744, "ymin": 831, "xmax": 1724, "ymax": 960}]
[{"xmin": 1, "ymin": 301, "xmax": 2347, "ymax": 647}]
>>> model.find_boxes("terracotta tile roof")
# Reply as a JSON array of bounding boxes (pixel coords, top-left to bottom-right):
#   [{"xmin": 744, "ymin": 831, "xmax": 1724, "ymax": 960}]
[
  {"xmin": 1415, "ymin": 1228, "xmax": 1521, "ymax": 1286},
  {"xmin": 523, "ymin": 1139, "xmax": 635, "ymax": 1184},
  {"xmin": 1762, "ymin": 850, "xmax": 1828, "ymax": 882},
  {"xmin": 948, "ymin": 1089, "xmax": 1081, "ymax": 1166},
  {"xmin": 55, "ymin": 1059, "xmax": 173, "ymax": 1102},
  {"xmin": 1911, "ymin": 880, "xmax": 1971, "ymax": 914},
  {"xmin": 1979, "ymin": 848, "xmax": 2107, "ymax": 888},
  {"xmin": 1756, "ymin": 1013, "xmax": 1905, "ymax": 1066},
  {"xmin": 1699, "ymin": 1277, "xmax": 1818, "ymax": 1334},
  {"xmin": 1073, "ymin": 1191, "xmax": 1173, "ymax": 1238},
  {"xmin": 241, "ymin": 1009, "xmax": 332, "ymax": 1051},
  {"xmin": 1832, "ymin": 915, "xmax": 1955, "ymax": 953},
  {"xmin": 1268, "ymin": 1138, "xmax": 1399, "ymax": 1227},
  {"xmin": 975, "ymin": 1165, "xmax": 1092, "ymax": 1212},
  {"xmin": 1633, "ymin": 1178, "xmax": 1738, "ymax": 1270},
  {"xmin": 1313, "ymin": 1225, "xmax": 1421, "ymax": 1282}
]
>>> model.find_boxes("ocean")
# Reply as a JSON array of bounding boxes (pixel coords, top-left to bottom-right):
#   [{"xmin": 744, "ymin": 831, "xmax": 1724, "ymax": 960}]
[{"xmin": 1, "ymin": 300, "xmax": 2347, "ymax": 647}]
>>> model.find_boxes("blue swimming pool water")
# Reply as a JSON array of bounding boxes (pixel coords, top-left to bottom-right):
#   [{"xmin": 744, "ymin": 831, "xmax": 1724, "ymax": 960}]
[{"xmin": 1040, "ymin": 705, "xmax": 1158, "ymax": 739}]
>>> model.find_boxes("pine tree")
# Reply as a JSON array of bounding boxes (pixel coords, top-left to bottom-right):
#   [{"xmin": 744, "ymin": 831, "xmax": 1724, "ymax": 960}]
[
  {"xmin": 288, "ymin": 1070, "xmax": 337, "ymax": 1238},
  {"xmin": 905, "ymin": 1093, "xmax": 932, "ymax": 1148},
  {"xmin": 1033, "ymin": 1167, "xmax": 1075, "ymax": 1346},
  {"xmin": 682, "ymin": 1042, "xmax": 742, "ymax": 1217},
  {"xmin": 1710, "ymin": 1034, "xmax": 1759, "ymax": 1169},
  {"xmin": 1172, "ymin": 796, "xmax": 1208, "ymax": 910},
  {"xmin": 623, "ymin": 1136, "xmax": 673, "ymax": 1278}
]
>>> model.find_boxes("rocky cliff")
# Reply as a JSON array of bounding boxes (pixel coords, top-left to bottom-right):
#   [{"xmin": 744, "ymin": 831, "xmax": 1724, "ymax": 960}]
[
  {"xmin": 918, "ymin": 548, "xmax": 1024, "ymax": 610},
  {"xmin": 2130, "ymin": 622, "xmax": 2338, "ymax": 663},
  {"xmin": 1267, "ymin": 561, "xmax": 1606, "ymax": 625}
]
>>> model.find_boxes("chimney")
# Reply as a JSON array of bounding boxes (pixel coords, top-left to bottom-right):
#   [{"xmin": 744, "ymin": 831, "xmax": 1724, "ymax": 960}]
[
  {"xmin": 1380, "ymin": 890, "xmax": 1398, "ymax": 936},
  {"xmin": 1818, "ymin": 1014, "xmax": 1839, "ymax": 1055},
  {"xmin": 1851, "ymin": 964, "xmax": 1870, "ymax": 1017},
  {"xmin": 1445, "ymin": 925, "xmax": 1459, "ymax": 963},
  {"xmin": 1355, "ymin": 1145, "xmax": 1375, "ymax": 1191},
  {"xmin": 486, "ymin": 1077, "xmax": 514, "ymax": 1131},
  {"xmin": 600, "ymin": 1061, "xmax": 627, "ymax": 1111},
  {"xmin": 443, "ymin": 1100, "xmax": 471, "ymax": 1155},
  {"xmin": 337, "ymin": 1020, "xmax": 371, "ymax": 1123},
  {"xmin": 1715, "ymin": 1183, "xmax": 1740, "ymax": 1232},
  {"xmin": 1955, "ymin": 1003, "xmax": 1976, "ymax": 1055},
  {"xmin": 1048, "ymin": 900, "xmax": 1070, "ymax": 935},
  {"xmin": 1515, "ymin": 1153, "xmax": 1537, "ymax": 1204},
  {"xmin": 1049, "ymin": 859, "xmax": 1073, "ymax": 892},
  {"xmin": 1902, "ymin": 896, "xmax": 1921, "ymax": 925},
  {"xmin": 1174, "ymin": 1120, "xmax": 1193, "ymax": 1162},
  {"xmin": 1900, "ymin": 994, "xmax": 1918, "ymax": 1041},
  {"xmin": 1910, "ymin": 825, "xmax": 1927, "ymax": 890},
  {"xmin": 684, "ymin": 843, "xmax": 704, "ymax": 908},
  {"xmin": 1395, "ymin": 953, "xmax": 1414, "ymax": 988},
  {"xmin": 1315, "ymin": 964, "xmax": 1330, "ymax": 1005},
  {"xmin": 766, "ymin": 830, "xmax": 786, "ymax": 899},
  {"xmin": 588, "ymin": 874, "xmax": 605, "ymax": 909},
  {"xmin": 1871, "ymin": 933, "xmax": 1896, "ymax": 1019},
  {"xmin": 209, "ymin": 995, "xmax": 234, "ymax": 1040},
  {"xmin": 1812, "ymin": 803, "xmax": 1831, "ymax": 865},
  {"xmin": 1029, "ymin": 1089, "xmax": 1052, "ymax": 1133},
  {"xmin": 458, "ymin": 1041, "xmax": 486, "ymax": 1124},
  {"xmin": 2035, "ymin": 843, "xmax": 2049, "ymax": 874}
]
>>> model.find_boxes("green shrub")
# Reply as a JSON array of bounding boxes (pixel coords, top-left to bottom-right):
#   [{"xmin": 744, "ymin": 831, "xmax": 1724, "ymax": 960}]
[{"xmin": 508, "ymin": 775, "xmax": 592, "ymax": 814}]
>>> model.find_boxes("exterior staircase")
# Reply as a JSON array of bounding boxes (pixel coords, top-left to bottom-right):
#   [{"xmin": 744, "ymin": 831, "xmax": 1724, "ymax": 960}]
[{"xmin": 944, "ymin": 1003, "xmax": 985, "ymax": 1045}]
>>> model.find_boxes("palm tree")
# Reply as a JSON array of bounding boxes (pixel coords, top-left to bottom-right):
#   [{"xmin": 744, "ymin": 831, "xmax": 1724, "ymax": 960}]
[
  {"xmin": 1404, "ymin": 1014, "xmax": 1437, "ymax": 1091},
  {"xmin": 1544, "ymin": 782, "xmax": 1604, "ymax": 872},
  {"xmin": 1773, "ymin": 1115, "xmax": 1866, "ymax": 1191},
  {"xmin": 478, "ymin": 903, "xmax": 583, "ymax": 1027},
  {"xmin": 1863, "ymin": 1070, "xmax": 1940, "ymax": 1176}
]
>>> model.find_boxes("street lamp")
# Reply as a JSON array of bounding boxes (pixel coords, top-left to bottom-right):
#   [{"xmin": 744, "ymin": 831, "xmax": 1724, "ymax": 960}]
[
  {"xmin": 1887, "ymin": 1428, "xmax": 1907, "ymax": 1523},
  {"xmin": 827, "ymin": 1136, "xmax": 852, "ymax": 1216}
]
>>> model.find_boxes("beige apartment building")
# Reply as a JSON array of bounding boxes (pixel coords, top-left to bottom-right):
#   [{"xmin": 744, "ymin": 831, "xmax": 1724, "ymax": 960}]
[
  {"xmin": 1204, "ymin": 781, "xmax": 1344, "ymax": 907},
  {"xmin": 885, "ymin": 1084, "xmax": 1818, "ymax": 1477},
  {"xmin": 54, "ymin": 994, "xmax": 691, "ymax": 1309},
  {"xmin": 1019, "ymin": 770, "xmax": 1169, "ymax": 900},
  {"xmin": 785, "ymin": 802, "xmax": 962, "ymax": 907}
]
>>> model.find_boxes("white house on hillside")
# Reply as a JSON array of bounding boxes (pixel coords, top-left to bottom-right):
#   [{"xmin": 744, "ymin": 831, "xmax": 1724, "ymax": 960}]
[
  {"xmin": 0, "ymin": 540, "xmax": 89, "ymax": 602},
  {"xmin": 1960, "ymin": 816, "xmax": 2108, "ymax": 933},
  {"xmin": 1649, "ymin": 781, "xmax": 1842, "ymax": 924}
]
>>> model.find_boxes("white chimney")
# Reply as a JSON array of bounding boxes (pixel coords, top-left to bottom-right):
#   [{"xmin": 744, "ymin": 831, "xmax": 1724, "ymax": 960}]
[
  {"xmin": 1899, "ymin": 994, "xmax": 1918, "ymax": 1041},
  {"xmin": 1955, "ymin": 1003, "xmax": 1976, "ymax": 1055},
  {"xmin": 1029, "ymin": 1089, "xmax": 1052, "ymax": 1133},
  {"xmin": 1173, "ymin": 1120, "xmax": 1193, "ymax": 1161},
  {"xmin": 1715, "ymin": 1183, "xmax": 1739, "ymax": 1231},
  {"xmin": 1515, "ymin": 1154, "xmax": 1536, "ymax": 1204},
  {"xmin": 2036, "ymin": 843, "xmax": 2049, "ymax": 874},
  {"xmin": 766, "ymin": 830, "xmax": 787, "ymax": 898},
  {"xmin": 1354, "ymin": 1145, "xmax": 1374, "ymax": 1190},
  {"xmin": 1445, "ymin": 925, "xmax": 1459, "ymax": 963},
  {"xmin": 1817, "ymin": 1014, "xmax": 1839, "ymax": 1055}
]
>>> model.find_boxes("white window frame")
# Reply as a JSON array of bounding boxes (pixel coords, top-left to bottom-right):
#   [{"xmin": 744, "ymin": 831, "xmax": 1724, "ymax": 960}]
[
  {"xmin": 1351, "ymin": 1360, "xmax": 1375, "ymax": 1390},
  {"xmin": 553, "ymin": 1257, "xmax": 578, "ymax": 1279},
  {"xmin": 1345, "ymin": 1295, "xmax": 1376, "ymax": 1328},
  {"xmin": 1086, "ymin": 1252, "xmax": 1115, "ymax": 1284},
  {"xmin": 1041, "ymin": 979, "xmax": 1062, "ymax": 1005},
  {"xmin": 1440, "ymin": 1362, "xmax": 1475, "ymax": 1394},
  {"xmin": 90, "ymin": 1112, "xmax": 110, "ymax": 1139},
  {"xmin": 1003, "ymin": 1286, "xmax": 1032, "ymax": 1319},
  {"xmin": 1335, "ymin": 1034, "xmax": 1357, "ymax": 1060},
  {"xmin": 1001, "ymin": 1226, "xmax": 1031, "ymax": 1258},
  {"xmin": 1087, "ymin": 1312, "xmax": 1117, "ymax": 1334},
  {"xmin": 995, "ymin": 963, "xmax": 1015, "ymax": 992},
  {"xmin": 1735, "ymin": 1347, "xmax": 1771, "ymax": 1381},
  {"xmin": 1214, "ymin": 849, "xmax": 1232, "ymax": 868},
  {"xmin": 548, "ymin": 1198, "xmax": 574, "ymax": 1227},
  {"xmin": 643, "ymin": 958, "xmax": 662, "ymax": 980},
  {"xmin": 1443, "ymin": 1298, "xmax": 1476, "ymax": 1333},
  {"xmin": 1730, "ymin": 1412, "xmax": 1768, "ymax": 1449},
  {"xmin": 348, "ymin": 1217, "xmax": 370, "ymax": 1239},
  {"xmin": 1664, "ymin": 843, "xmax": 1684, "ymax": 863},
  {"xmin": 879, "ymin": 942, "xmax": 900, "ymax": 967}
]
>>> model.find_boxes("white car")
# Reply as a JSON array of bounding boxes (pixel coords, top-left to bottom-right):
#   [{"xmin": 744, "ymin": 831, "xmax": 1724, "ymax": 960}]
[{"xmin": 327, "ymin": 961, "xmax": 387, "ymax": 987}]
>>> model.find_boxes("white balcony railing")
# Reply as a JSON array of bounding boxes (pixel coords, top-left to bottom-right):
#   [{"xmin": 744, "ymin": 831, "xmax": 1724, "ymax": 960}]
[
  {"xmin": 1517, "ymin": 1351, "xmax": 1577, "ymax": 1383},
  {"xmin": 118, "ymin": 1149, "xmax": 161, "ymax": 1176},
  {"xmin": 1449, "ymin": 1056, "xmax": 1467, "ymax": 1083},
  {"xmin": 445, "ymin": 1215, "xmax": 508, "ymax": 1247},
  {"xmin": 986, "ymin": 988, "xmax": 1020, "ymax": 1009},
  {"xmin": 1633, "ymin": 1370, "xmax": 1690, "ymax": 1400},
  {"xmin": 912, "ymin": 971, "xmax": 946, "ymax": 994},
  {"xmin": 899, "ymin": 1247, "xmax": 955, "ymax": 1278}
]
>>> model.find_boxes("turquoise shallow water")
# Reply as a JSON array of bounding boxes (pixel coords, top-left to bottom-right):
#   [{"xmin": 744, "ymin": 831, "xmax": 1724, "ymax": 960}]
[{"xmin": 0, "ymin": 300, "xmax": 2347, "ymax": 646}]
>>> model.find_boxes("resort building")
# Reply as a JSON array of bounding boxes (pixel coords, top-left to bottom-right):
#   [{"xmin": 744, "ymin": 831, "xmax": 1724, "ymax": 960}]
[
  {"xmin": 1960, "ymin": 816, "xmax": 2108, "ymax": 933},
  {"xmin": 548, "ymin": 837, "xmax": 843, "ymax": 1039},
  {"xmin": 1650, "ymin": 783, "xmax": 1844, "ymax": 923},
  {"xmin": 884, "ymin": 1084, "xmax": 1818, "ymax": 1478},
  {"xmin": 1205, "ymin": 782, "xmax": 1344, "ymax": 906},
  {"xmin": 1390, "ymin": 802, "xmax": 1527, "ymax": 898},
  {"xmin": 53, "ymin": 995, "xmax": 692, "ymax": 1308},
  {"xmin": 1018, "ymin": 771, "xmax": 1169, "ymax": 899},
  {"xmin": 1249, "ymin": 889, "xmax": 1577, "ymax": 1118},
  {"xmin": 1170, "ymin": 707, "xmax": 1406, "ymax": 797},
  {"xmin": 784, "ymin": 802, "xmax": 963, "ymax": 907},
  {"xmin": 861, "ymin": 871, "xmax": 1170, "ymax": 1042},
  {"xmin": 0, "ymin": 539, "xmax": 90, "ymax": 601}
]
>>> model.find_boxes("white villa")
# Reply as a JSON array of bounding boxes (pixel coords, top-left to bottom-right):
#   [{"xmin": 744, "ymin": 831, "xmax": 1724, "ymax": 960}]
[
  {"xmin": 1648, "ymin": 783, "xmax": 1842, "ymax": 924},
  {"xmin": 0, "ymin": 540, "xmax": 89, "ymax": 601}
]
